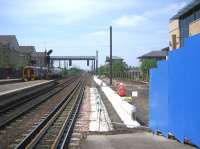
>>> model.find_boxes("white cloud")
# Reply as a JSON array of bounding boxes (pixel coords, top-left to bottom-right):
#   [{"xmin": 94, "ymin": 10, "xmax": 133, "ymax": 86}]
[
  {"xmin": 2, "ymin": 0, "xmax": 139, "ymax": 25},
  {"xmin": 112, "ymin": 1, "xmax": 187, "ymax": 28},
  {"xmin": 112, "ymin": 15, "xmax": 146, "ymax": 28},
  {"xmin": 89, "ymin": 30, "xmax": 108, "ymax": 36},
  {"xmin": 144, "ymin": 2, "xmax": 187, "ymax": 18}
]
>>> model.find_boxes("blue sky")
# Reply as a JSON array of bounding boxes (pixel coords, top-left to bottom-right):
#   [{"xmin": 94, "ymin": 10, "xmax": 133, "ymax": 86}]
[{"xmin": 0, "ymin": 0, "xmax": 191, "ymax": 69}]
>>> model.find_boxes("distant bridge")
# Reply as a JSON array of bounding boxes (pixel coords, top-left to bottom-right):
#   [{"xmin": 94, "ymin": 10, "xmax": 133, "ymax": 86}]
[
  {"xmin": 50, "ymin": 56, "xmax": 97, "ymax": 73},
  {"xmin": 50, "ymin": 56, "xmax": 96, "ymax": 61}
]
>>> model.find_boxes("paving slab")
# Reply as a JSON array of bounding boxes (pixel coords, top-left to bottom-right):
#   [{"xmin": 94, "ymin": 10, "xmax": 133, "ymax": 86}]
[
  {"xmin": 81, "ymin": 132, "xmax": 196, "ymax": 149},
  {"xmin": 0, "ymin": 79, "xmax": 21, "ymax": 84},
  {"xmin": 0, "ymin": 80, "xmax": 52, "ymax": 95}
]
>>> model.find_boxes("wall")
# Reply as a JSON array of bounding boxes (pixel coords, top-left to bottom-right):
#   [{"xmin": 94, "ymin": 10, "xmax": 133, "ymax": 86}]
[
  {"xmin": 0, "ymin": 46, "xmax": 9, "ymax": 68},
  {"xmin": 31, "ymin": 52, "xmax": 46, "ymax": 67},
  {"xmin": 189, "ymin": 19, "xmax": 200, "ymax": 36},
  {"xmin": 169, "ymin": 19, "xmax": 180, "ymax": 50},
  {"xmin": 149, "ymin": 34, "xmax": 200, "ymax": 148},
  {"xmin": 0, "ymin": 45, "xmax": 29, "ymax": 69}
]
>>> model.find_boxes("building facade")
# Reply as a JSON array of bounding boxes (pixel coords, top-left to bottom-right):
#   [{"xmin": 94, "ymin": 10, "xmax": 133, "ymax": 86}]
[
  {"xmin": 169, "ymin": 0, "xmax": 200, "ymax": 50},
  {"xmin": 0, "ymin": 35, "xmax": 47, "ymax": 69},
  {"xmin": 18, "ymin": 46, "xmax": 36, "ymax": 67},
  {"xmin": 0, "ymin": 35, "xmax": 48, "ymax": 78},
  {"xmin": 0, "ymin": 36, "xmax": 22, "ymax": 68},
  {"xmin": 31, "ymin": 52, "xmax": 47, "ymax": 67}
]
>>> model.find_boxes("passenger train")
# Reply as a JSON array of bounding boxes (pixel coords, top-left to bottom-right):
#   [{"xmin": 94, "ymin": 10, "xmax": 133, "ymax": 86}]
[{"xmin": 22, "ymin": 66, "xmax": 62, "ymax": 81}]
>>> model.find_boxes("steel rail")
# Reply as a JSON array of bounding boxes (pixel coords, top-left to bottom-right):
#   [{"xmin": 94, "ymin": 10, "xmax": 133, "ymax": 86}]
[
  {"xmin": 15, "ymin": 79, "xmax": 84, "ymax": 149},
  {"xmin": 0, "ymin": 77, "xmax": 79, "ymax": 128},
  {"xmin": 59, "ymin": 81, "xmax": 85, "ymax": 149},
  {"xmin": 0, "ymin": 77, "xmax": 74, "ymax": 114}
]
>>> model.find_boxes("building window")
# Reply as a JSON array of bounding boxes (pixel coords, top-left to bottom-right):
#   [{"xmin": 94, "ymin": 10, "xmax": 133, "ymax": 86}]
[{"xmin": 172, "ymin": 34, "xmax": 177, "ymax": 50}]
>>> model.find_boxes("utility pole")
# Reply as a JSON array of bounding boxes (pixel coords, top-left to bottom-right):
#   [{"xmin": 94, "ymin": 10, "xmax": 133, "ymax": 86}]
[
  {"xmin": 96, "ymin": 50, "xmax": 98, "ymax": 75},
  {"xmin": 94, "ymin": 60, "xmax": 96, "ymax": 74},
  {"xmin": 92, "ymin": 60, "xmax": 94, "ymax": 75},
  {"xmin": 110, "ymin": 26, "xmax": 113, "ymax": 86}
]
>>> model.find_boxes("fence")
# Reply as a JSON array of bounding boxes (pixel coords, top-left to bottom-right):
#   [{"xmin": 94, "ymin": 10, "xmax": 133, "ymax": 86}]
[
  {"xmin": 103, "ymin": 71, "xmax": 143, "ymax": 81},
  {"xmin": 149, "ymin": 34, "xmax": 200, "ymax": 147}
]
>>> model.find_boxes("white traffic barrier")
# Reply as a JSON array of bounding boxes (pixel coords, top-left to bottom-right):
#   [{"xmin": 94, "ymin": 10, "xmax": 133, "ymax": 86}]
[{"xmin": 94, "ymin": 76, "xmax": 140, "ymax": 128}]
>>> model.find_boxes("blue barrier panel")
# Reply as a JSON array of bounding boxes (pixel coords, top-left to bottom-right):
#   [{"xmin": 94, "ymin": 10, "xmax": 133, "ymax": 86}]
[
  {"xmin": 149, "ymin": 61, "xmax": 168, "ymax": 136},
  {"xmin": 149, "ymin": 68, "xmax": 159, "ymax": 132},
  {"xmin": 156, "ymin": 61, "xmax": 168, "ymax": 137},
  {"xmin": 183, "ymin": 34, "xmax": 200, "ymax": 147},
  {"xmin": 168, "ymin": 48, "xmax": 185, "ymax": 142},
  {"xmin": 149, "ymin": 34, "xmax": 200, "ymax": 147}
]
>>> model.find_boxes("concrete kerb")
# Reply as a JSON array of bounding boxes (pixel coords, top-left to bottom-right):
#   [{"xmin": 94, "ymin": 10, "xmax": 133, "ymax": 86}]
[
  {"xmin": 0, "ymin": 80, "xmax": 56, "ymax": 105},
  {"xmin": 88, "ymin": 126, "xmax": 151, "ymax": 135},
  {"xmin": 94, "ymin": 76, "xmax": 140, "ymax": 128},
  {"xmin": 0, "ymin": 79, "xmax": 22, "ymax": 85}
]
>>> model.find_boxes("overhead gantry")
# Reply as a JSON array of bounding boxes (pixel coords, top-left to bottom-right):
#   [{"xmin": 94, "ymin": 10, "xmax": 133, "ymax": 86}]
[{"xmin": 50, "ymin": 55, "xmax": 98, "ymax": 74}]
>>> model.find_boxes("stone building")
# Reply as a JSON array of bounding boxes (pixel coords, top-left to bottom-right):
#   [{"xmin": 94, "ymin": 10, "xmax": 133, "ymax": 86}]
[
  {"xmin": 18, "ymin": 46, "xmax": 36, "ymax": 67},
  {"xmin": 31, "ymin": 52, "xmax": 46, "ymax": 67},
  {"xmin": 0, "ymin": 35, "xmax": 47, "ymax": 69},
  {"xmin": 0, "ymin": 35, "xmax": 21, "ymax": 68},
  {"xmin": 0, "ymin": 35, "xmax": 47, "ymax": 78}
]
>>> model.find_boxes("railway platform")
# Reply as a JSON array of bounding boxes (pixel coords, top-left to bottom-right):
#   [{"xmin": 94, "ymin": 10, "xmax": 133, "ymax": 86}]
[
  {"xmin": 0, "ymin": 79, "xmax": 22, "ymax": 85},
  {"xmin": 79, "ymin": 76, "xmax": 196, "ymax": 149},
  {"xmin": 81, "ymin": 132, "xmax": 196, "ymax": 149},
  {"xmin": 0, "ymin": 80, "xmax": 53, "ymax": 96}
]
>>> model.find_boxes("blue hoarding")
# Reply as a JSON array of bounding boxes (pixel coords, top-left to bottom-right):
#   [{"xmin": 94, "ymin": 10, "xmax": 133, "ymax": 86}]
[{"xmin": 149, "ymin": 34, "xmax": 200, "ymax": 147}]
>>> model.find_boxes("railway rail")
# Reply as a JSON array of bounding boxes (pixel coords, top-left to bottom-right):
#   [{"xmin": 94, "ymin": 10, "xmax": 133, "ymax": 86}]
[
  {"xmin": 0, "ymin": 76, "xmax": 85, "ymax": 149},
  {"xmin": 0, "ymin": 76, "xmax": 77, "ymax": 128},
  {"xmin": 15, "ymin": 80, "xmax": 85, "ymax": 149}
]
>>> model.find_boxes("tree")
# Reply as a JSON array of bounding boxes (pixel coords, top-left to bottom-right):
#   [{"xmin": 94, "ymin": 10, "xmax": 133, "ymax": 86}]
[
  {"xmin": 62, "ymin": 67, "xmax": 68, "ymax": 75},
  {"xmin": 68, "ymin": 67, "xmax": 82, "ymax": 75},
  {"xmin": 140, "ymin": 59, "xmax": 157, "ymax": 81},
  {"xmin": 112, "ymin": 60, "xmax": 128, "ymax": 73},
  {"xmin": 99, "ymin": 59, "xmax": 129, "ymax": 76},
  {"xmin": 99, "ymin": 65, "xmax": 108, "ymax": 76}
]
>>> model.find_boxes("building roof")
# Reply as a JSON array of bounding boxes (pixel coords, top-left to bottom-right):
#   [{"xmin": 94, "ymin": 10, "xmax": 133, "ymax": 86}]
[
  {"xmin": 138, "ymin": 51, "xmax": 168, "ymax": 59},
  {"xmin": 171, "ymin": 0, "xmax": 200, "ymax": 20},
  {"xmin": 0, "ymin": 35, "xmax": 19, "ymax": 47},
  {"xmin": 161, "ymin": 47, "xmax": 170, "ymax": 52}
]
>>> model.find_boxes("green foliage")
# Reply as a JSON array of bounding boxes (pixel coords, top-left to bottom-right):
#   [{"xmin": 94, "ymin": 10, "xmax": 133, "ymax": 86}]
[
  {"xmin": 99, "ymin": 59, "xmax": 128, "ymax": 75},
  {"xmin": 140, "ymin": 59, "xmax": 157, "ymax": 71},
  {"xmin": 62, "ymin": 67, "xmax": 68, "ymax": 75},
  {"xmin": 140, "ymin": 59, "xmax": 157, "ymax": 81},
  {"xmin": 68, "ymin": 67, "xmax": 82, "ymax": 75},
  {"xmin": 99, "ymin": 65, "xmax": 108, "ymax": 75},
  {"xmin": 112, "ymin": 60, "xmax": 128, "ymax": 73}
]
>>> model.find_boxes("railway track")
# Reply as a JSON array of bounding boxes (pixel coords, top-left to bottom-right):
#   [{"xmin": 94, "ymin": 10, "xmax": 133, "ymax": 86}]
[
  {"xmin": 15, "ymin": 80, "xmax": 85, "ymax": 149},
  {"xmin": 0, "ymin": 76, "xmax": 85, "ymax": 148},
  {"xmin": 0, "ymin": 76, "xmax": 77, "ymax": 128}
]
